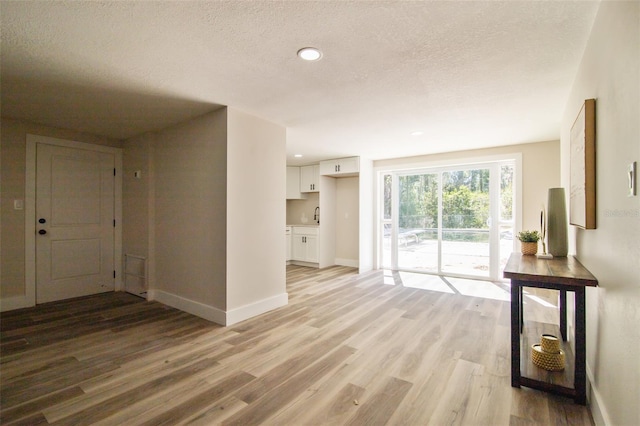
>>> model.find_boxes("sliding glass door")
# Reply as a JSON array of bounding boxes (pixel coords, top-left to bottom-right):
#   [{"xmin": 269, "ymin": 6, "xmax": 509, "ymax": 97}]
[
  {"xmin": 398, "ymin": 172, "xmax": 439, "ymax": 272},
  {"xmin": 380, "ymin": 160, "xmax": 516, "ymax": 280},
  {"xmin": 441, "ymin": 168, "xmax": 491, "ymax": 277},
  {"xmin": 499, "ymin": 163, "xmax": 516, "ymax": 271}
]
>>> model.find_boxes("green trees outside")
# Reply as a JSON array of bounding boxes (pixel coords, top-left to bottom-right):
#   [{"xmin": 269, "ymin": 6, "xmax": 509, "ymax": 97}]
[
  {"xmin": 500, "ymin": 164, "xmax": 514, "ymax": 222},
  {"xmin": 442, "ymin": 184, "xmax": 488, "ymax": 229},
  {"xmin": 397, "ymin": 169, "xmax": 490, "ymax": 231},
  {"xmin": 399, "ymin": 173, "xmax": 439, "ymax": 229},
  {"xmin": 442, "ymin": 169, "xmax": 490, "ymax": 233},
  {"xmin": 384, "ymin": 165, "xmax": 513, "ymax": 241}
]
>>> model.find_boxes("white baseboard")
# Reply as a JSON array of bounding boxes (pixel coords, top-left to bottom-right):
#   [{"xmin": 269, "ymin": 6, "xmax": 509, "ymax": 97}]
[
  {"xmin": 0, "ymin": 295, "xmax": 34, "ymax": 312},
  {"xmin": 335, "ymin": 258, "xmax": 359, "ymax": 268},
  {"xmin": 290, "ymin": 260, "xmax": 319, "ymax": 268},
  {"xmin": 587, "ymin": 363, "xmax": 611, "ymax": 426},
  {"xmin": 147, "ymin": 289, "xmax": 226, "ymax": 325},
  {"xmin": 147, "ymin": 289, "xmax": 288, "ymax": 327},
  {"xmin": 226, "ymin": 292, "xmax": 288, "ymax": 326}
]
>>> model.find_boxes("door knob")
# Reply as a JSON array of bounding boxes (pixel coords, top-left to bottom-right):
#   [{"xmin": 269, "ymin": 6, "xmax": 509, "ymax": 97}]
[
  {"xmin": 38, "ymin": 218, "xmax": 46, "ymax": 224},
  {"xmin": 38, "ymin": 229, "xmax": 47, "ymax": 235}
]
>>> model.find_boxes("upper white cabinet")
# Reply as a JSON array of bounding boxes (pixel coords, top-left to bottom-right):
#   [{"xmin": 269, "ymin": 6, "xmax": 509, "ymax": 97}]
[
  {"xmin": 320, "ymin": 156, "xmax": 360, "ymax": 177},
  {"xmin": 300, "ymin": 164, "xmax": 319, "ymax": 192},
  {"xmin": 286, "ymin": 167, "xmax": 307, "ymax": 199}
]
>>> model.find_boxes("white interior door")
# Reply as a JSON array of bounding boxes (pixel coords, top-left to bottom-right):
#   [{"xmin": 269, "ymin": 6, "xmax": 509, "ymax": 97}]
[{"xmin": 36, "ymin": 143, "xmax": 115, "ymax": 303}]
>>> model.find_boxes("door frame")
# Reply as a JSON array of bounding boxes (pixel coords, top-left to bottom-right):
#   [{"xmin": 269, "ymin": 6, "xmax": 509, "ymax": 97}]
[
  {"xmin": 374, "ymin": 152, "xmax": 522, "ymax": 280},
  {"xmin": 25, "ymin": 134, "xmax": 123, "ymax": 306}
]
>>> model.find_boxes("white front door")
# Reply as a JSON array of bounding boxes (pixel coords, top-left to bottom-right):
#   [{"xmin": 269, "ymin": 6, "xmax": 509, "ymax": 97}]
[{"xmin": 36, "ymin": 143, "xmax": 116, "ymax": 303}]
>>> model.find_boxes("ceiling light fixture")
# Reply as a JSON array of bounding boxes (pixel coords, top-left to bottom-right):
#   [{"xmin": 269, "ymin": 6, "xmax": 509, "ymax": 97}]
[
  {"xmin": 297, "ymin": 47, "xmax": 322, "ymax": 61},
  {"xmin": 410, "ymin": 131, "xmax": 424, "ymax": 136},
  {"xmin": 294, "ymin": 154, "xmax": 303, "ymax": 158}
]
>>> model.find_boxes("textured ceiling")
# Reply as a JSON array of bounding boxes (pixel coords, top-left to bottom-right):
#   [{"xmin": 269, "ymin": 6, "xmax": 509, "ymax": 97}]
[{"xmin": 1, "ymin": 1, "xmax": 599, "ymax": 165}]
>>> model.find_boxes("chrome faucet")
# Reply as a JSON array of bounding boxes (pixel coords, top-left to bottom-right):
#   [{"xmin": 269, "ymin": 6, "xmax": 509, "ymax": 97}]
[{"xmin": 314, "ymin": 207, "xmax": 320, "ymax": 224}]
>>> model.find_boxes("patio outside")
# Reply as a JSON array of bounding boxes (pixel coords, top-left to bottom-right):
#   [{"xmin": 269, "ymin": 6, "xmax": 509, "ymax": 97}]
[{"xmin": 382, "ymin": 227, "xmax": 515, "ymax": 278}]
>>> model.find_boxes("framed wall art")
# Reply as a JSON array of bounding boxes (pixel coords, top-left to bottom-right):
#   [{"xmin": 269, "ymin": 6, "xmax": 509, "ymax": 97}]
[{"xmin": 569, "ymin": 98, "xmax": 596, "ymax": 229}]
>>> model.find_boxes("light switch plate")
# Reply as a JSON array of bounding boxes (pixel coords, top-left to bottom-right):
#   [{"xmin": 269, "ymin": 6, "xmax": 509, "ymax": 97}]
[{"xmin": 629, "ymin": 161, "xmax": 637, "ymax": 197}]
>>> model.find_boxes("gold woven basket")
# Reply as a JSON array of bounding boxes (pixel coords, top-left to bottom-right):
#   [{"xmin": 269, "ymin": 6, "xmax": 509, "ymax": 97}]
[
  {"xmin": 521, "ymin": 241, "xmax": 538, "ymax": 255},
  {"xmin": 541, "ymin": 334, "xmax": 561, "ymax": 354},
  {"xmin": 531, "ymin": 344, "xmax": 565, "ymax": 371}
]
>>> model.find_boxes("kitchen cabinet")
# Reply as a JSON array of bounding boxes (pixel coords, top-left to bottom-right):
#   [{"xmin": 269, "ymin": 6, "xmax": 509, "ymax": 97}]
[
  {"xmin": 291, "ymin": 227, "xmax": 319, "ymax": 263},
  {"xmin": 285, "ymin": 227, "xmax": 292, "ymax": 261},
  {"xmin": 319, "ymin": 156, "xmax": 359, "ymax": 177},
  {"xmin": 286, "ymin": 167, "xmax": 307, "ymax": 199},
  {"xmin": 300, "ymin": 165, "xmax": 319, "ymax": 192}
]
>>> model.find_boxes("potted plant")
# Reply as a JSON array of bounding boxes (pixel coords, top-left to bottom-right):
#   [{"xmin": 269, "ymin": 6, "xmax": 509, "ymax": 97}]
[{"xmin": 517, "ymin": 230, "xmax": 540, "ymax": 255}]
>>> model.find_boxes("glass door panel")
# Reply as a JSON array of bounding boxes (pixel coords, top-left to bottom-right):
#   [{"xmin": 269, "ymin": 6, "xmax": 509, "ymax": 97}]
[
  {"xmin": 381, "ymin": 174, "xmax": 392, "ymax": 268},
  {"xmin": 499, "ymin": 164, "xmax": 515, "ymax": 270},
  {"xmin": 397, "ymin": 173, "xmax": 439, "ymax": 272},
  {"xmin": 381, "ymin": 159, "xmax": 516, "ymax": 280},
  {"xmin": 441, "ymin": 169, "xmax": 490, "ymax": 277}
]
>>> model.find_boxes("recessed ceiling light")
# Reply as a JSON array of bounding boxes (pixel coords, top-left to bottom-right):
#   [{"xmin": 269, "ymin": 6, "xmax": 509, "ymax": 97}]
[
  {"xmin": 410, "ymin": 131, "xmax": 424, "ymax": 136},
  {"xmin": 297, "ymin": 47, "xmax": 322, "ymax": 61},
  {"xmin": 294, "ymin": 154, "xmax": 303, "ymax": 158}
]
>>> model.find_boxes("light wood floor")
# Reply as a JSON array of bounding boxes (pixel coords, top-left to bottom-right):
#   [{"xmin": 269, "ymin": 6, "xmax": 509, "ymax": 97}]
[{"xmin": 0, "ymin": 266, "xmax": 593, "ymax": 425}]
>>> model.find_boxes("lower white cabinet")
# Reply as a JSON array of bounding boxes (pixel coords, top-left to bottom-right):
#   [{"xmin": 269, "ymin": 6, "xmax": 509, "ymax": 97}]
[
  {"xmin": 286, "ymin": 227, "xmax": 292, "ymax": 261},
  {"xmin": 291, "ymin": 227, "xmax": 319, "ymax": 263}
]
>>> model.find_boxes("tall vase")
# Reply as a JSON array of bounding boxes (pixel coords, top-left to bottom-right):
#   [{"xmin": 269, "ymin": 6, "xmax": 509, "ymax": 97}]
[{"xmin": 547, "ymin": 188, "xmax": 568, "ymax": 257}]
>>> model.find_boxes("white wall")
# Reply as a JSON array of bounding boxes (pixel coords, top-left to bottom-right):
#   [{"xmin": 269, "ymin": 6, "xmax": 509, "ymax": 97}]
[
  {"xmin": 124, "ymin": 107, "xmax": 287, "ymax": 326},
  {"xmin": 561, "ymin": 2, "xmax": 639, "ymax": 425},
  {"xmin": 335, "ymin": 177, "xmax": 359, "ymax": 266},
  {"xmin": 319, "ymin": 176, "xmax": 337, "ymax": 268},
  {"xmin": 150, "ymin": 109, "xmax": 228, "ymax": 311},
  {"xmin": 358, "ymin": 158, "xmax": 374, "ymax": 272},
  {"xmin": 226, "ymin": 108, "xmax": 287, "ymax": 318},
  {"xmin": 122, "ymin": 137, "xmax": 151, "ymax": 263}
]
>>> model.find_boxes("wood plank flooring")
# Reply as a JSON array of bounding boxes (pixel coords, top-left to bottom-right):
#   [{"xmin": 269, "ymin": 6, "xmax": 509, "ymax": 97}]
[{"xmin": 0, "ymin": 266, "xmax": 594, "ymax": 425}]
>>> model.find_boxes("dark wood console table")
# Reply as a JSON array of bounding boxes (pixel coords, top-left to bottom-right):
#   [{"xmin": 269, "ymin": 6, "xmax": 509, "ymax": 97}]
[{"xmin": 503, "ymin": 253, "xmax": 597, "ymax": 405}]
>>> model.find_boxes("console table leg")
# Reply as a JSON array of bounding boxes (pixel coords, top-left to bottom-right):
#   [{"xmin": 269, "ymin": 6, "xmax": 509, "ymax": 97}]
[
  {"xmin": 560, "ymin": 290, "xmax": 567, "ymax": 341},
  {"xmin": 574, "ymin": 287, "xmax": 587, "ymax": 405},
  {"xmin": 519, "ymin": 286, "xmax": 524, "ymax": 333},
  {"xmin": 511, "ymin": 282, "xmax": 521, "ymax": 388}
]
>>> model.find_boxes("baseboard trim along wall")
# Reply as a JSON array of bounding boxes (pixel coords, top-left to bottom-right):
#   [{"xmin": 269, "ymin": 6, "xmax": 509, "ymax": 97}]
[
  {"xmin": 226, "ymin": 292, "xmax": 288, "ymax": 326},
  {"xmin": 0, "ymin": 295, "xmax": 33, "ymax": 312},
  {"xmin": 335, "ymin": 258, "xmax": 359, "ymax": 268},
  {"xmin": 587, "ymin": 364, "xmax": 611, "ymax": 426},
  {"xmin": 147, "ymin": 289, "xmax": 288, "ymax": 327},
  {"xmin": 147, "ymin": 289, "xmax": 226, "ymax": 325}
]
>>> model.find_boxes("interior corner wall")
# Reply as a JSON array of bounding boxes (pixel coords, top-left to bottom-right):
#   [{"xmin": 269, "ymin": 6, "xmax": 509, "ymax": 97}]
[
  {"xmin": 149, "ymin": 109, "xmax": 228, "ymax": 313},
  {"xmin": 122, "ymin": 137, "xmax": 151, "ymax": 265},
  {"xmin": 0, "ymin": 117, "xmax": 121, "ymax": 304},
  {"xmin": 335, "ymin": 177, "xmax": 359, "ymax": 266},
  {"xmin": 225, "ymin": 108, "xmax": 287, "ymax": 321},
  {"xmin": 560, "ymin": 2, "xmax": 639, "ymax": 425},
  {"xmin": 358, "ymin": 158, "xmax": 374, "ymax": 273},
  {"xmin": 319, "ymin": 176, "xmax": 336, "ymax": 269}
]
